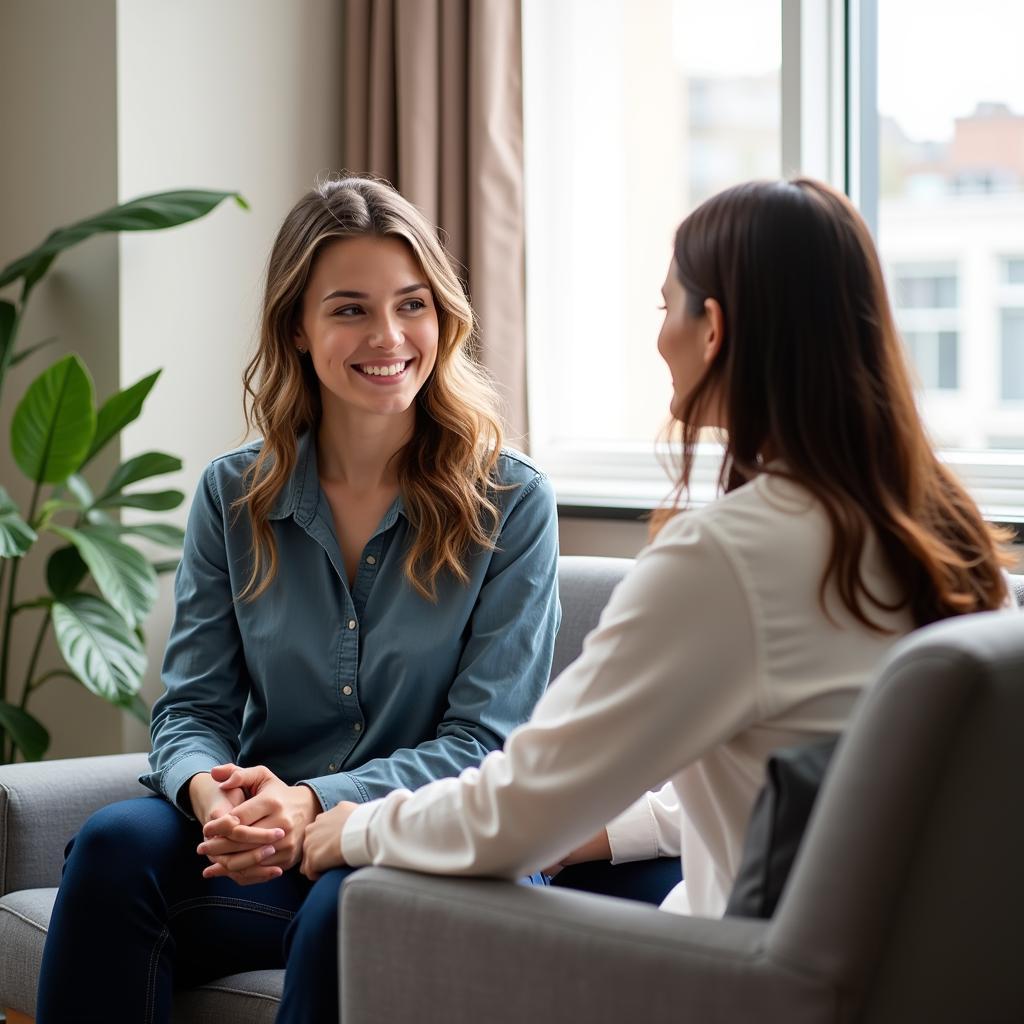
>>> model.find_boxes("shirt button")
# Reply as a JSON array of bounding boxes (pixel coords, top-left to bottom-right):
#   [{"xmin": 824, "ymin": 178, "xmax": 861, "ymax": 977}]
[
  {"xmin": 353, "ymin": 722, "xmax": 362, "ymax": 732},
  {"xmin": 328, "ymin": 762, "xmax": 337, "ymax": 772},
  {"xmin": 365, "ymin": 555, "xmax": 376, "ymax": 565},
  {"xmin": 342, "ymin": 685, "xmax": 353, "ymax": 696},
  {"xmin": 347, "ymin": 619, "xmax": 356, "ymax": 630}
]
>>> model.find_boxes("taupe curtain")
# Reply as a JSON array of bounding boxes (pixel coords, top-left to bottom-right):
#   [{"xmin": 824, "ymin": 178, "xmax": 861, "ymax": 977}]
[{"xmin": 343, "ymin": 0, "xmax": 528, "ymax": 442}]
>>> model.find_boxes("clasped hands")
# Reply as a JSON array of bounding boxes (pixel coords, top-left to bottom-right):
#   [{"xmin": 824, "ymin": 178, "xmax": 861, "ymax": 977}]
[{"xmin": 190, "ymin": 764, "xmax": 361, "ymax": 886}]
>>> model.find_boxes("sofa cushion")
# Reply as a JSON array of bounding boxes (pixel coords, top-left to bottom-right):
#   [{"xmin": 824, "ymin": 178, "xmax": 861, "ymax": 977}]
[
  {"xmin": 725, "ymin": 738, "xmax": 838, "ymax": 919},
  {"xmin": 0, "ymin": 886, "xmax": 284, "ymax": 1021},
  {"xmin": 0, "ymin": 887, "xmax": 53, "ymax": 1013},
  {"xmin": 172, "ymin": 970, "xmax": 283, "ymax": 1024}
]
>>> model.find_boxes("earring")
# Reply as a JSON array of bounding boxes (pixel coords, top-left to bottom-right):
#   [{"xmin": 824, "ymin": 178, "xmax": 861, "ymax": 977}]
[{"xmin": 296, "ymin": 345, "xmax": 307, "ymax": 354}]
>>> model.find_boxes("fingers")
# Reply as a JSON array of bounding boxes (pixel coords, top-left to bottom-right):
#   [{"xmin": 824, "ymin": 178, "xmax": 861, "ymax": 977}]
[
  {"xmin": 202, "ymin": 860, "xmax": 284, "ymax": 886},
  {"xmin": 212, "ymin": 763, "xmax": 277, "ymax": 795},
  {"xmin": 201, "ymin": 844, "xmax": 278, "ymax": 878},
  {"xmin": 198, "ymin": 828, "xmax": 284, "ymax": 858},
  {"xmin": 214, "ymin": 767, "xmax": 256, "ymax": 792},
  {"xmin": 202, "ymin": 812, "xmax": 240, "ymax": 838},
  {"xmin": 202, "ymin": 820, "xmax": 285, "ymax": 846}
]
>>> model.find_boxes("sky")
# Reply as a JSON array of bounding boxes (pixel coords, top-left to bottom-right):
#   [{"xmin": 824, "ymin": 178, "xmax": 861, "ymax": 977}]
[{"xmin": 672, "ymin": 0, "xmax": 1024, "ymax": 143}]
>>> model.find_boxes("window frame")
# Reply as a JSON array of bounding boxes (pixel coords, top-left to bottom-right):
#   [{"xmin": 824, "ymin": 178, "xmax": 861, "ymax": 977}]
[{"xmin": 524, "ymin": 0, "xmax": 1024, "ymax": 525}]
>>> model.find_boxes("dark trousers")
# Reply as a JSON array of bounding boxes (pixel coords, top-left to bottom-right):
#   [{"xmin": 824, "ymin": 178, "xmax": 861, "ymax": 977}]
[
  {"xmin": 36, "ymin": 796, "xmax": 352, "ymax": 1024},
  {"xmin": 552, "ymin": 856, "xmax": 682, "ymax": 904}
]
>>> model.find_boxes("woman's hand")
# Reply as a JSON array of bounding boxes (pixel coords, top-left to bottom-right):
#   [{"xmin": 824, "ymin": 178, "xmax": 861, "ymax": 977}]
[
  {"xmin": 542, "ymin": 828, "xmax": 613, "ymax": 878},
  {"xmin": 197, "ymin": 764, "xmax": 320, "ymax": 885},
  {"xmin": 300, "ymin": 801, "xmax": 359, "ymax": 881},
  {"xmin": 187, "ymin": 771, "xmax": 248, "ymax": 825}
]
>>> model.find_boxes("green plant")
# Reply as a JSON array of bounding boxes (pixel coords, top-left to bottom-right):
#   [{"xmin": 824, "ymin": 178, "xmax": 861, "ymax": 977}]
[{"xmin": 0, "ymin": 190, "xmax": 248, "ymax": 763}]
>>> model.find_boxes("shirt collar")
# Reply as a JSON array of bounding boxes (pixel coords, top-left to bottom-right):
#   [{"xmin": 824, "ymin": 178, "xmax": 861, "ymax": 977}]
[{"xmin": 268, "ymin": 430, "xmax": 408, "ymax": 527}]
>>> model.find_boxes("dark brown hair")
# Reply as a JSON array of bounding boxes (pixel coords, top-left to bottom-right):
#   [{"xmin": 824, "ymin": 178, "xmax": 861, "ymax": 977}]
[{"xmin": 661, "ymin": 177, "xmax": 1011, "ymax": 629}]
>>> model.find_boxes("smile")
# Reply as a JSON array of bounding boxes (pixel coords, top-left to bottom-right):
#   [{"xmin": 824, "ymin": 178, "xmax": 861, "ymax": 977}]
[{"xmin": 353, "ymin": 359, "xmax": 410, "ymax": 379}]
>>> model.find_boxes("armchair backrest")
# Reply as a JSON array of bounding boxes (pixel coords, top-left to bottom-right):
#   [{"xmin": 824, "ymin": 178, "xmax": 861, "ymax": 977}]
[
  {"xmin": 767, "ymin": 607, "xmax": 1024, "ymax": 1022},
  {"xmin": 552, "ymin": 556, "xmax": 631, "ymax": 681}
]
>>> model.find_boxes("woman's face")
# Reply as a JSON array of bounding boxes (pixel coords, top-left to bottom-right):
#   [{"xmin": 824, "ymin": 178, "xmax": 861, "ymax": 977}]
[
  {"xmin": 656, "ymin": 259, "xmax": 723, "ymax": 424},
  {"xmin": 296, "ymin": 235, "xmax": 440, "ymax": 422}
]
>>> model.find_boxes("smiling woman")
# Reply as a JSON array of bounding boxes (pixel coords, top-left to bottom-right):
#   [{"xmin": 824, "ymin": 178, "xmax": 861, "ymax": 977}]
[
  {"xmin": 33, "ymin": 176, "xmax": 561, "ymax": 1024},
  {"xmin": 298, "ymin": 236, "xmax": 439, "ymax": 418}
]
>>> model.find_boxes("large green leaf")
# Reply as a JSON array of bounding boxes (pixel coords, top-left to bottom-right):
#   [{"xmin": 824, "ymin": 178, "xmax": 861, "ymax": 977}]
[
  {"xmin": 49, "ymin": 524, "xmax": 157, "ymax": 628},
  {"xmin": 0, "ymin": 701, "xmax": 50, "ymax": 761},
  {"xmin": 95, "ymin": 489, "xmax": 184, "ymax": 512},
  {"xmin": 10, "ymin": 354, "xmax": 95, "ymax": 484},
  {"xmin": 98, "ymin": 451, "xmax": 181, "ymax": 504},
  {"xmin": 46, "ymin": 545, "xmax": 89, "ymax": 598},
  {"xmin": 117, "ymin": 523, "xmax": 186, "ymax": 548},
  {"xmin": 0, "ymin": 190, "xmax": 249, "ymax": 291},
  {"xmin": 51, "ymin": 593, "xmax": 146, "ymax": 701},
  {"xmin": 0, "ymin": 485, "xmax": 37, "ymax": 557},
  {"xmin": 65, "ymin": 473, "xmax": 95, "ymax": 510},
  {"xmin": 84, "ymin": 369, "xmax": 161, "ymax": 465}
]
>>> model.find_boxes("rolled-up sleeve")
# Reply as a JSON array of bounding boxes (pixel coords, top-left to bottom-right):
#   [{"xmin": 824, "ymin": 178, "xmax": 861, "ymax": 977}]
[
  {"xmin": 139, "ymin": 468, "xmax": 249, "ymax": 816},
  {"xmin": 302, "ymin": 474, "xmax": 561, "ymax": 810}
]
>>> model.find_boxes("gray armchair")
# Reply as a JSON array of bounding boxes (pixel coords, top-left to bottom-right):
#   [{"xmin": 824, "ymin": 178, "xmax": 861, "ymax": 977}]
[
  {"xmin": 339, "ymin": 598, "xmax": 1024, "ymax": 1024},
  {"xmin": 0, "ymin": 555, "xmax": 632, "ymax": 1023}
]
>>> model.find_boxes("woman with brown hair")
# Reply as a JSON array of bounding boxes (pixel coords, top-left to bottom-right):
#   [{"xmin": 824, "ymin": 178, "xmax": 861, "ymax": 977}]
[
  {"xmin": 36, "ymin": 176, "xmax": 560, "ymax": 1023},
  {"xmin": 302, "ymin": 177, "xmax": 1014, "ymax": 919}
]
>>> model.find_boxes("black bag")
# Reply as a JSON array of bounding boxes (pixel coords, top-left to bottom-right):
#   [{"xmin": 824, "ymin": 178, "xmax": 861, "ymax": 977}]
[{"xmin": 724, "ymin": 737, "xmax": 838, "ymax": 919}]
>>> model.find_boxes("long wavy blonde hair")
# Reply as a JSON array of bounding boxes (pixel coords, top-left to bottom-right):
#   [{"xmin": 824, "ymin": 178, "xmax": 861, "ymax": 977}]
[{"xmin": 238, "ymin": 175, "xmax": 504, "ymax": 600}]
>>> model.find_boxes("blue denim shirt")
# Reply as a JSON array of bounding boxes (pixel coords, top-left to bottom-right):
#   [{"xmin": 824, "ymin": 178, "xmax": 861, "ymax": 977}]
[{"xmin": 141, "ymin": 432, "xmax": 560, "ymax": 815}]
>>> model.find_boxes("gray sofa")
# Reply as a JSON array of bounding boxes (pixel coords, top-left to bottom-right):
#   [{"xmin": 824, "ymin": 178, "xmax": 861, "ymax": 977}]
[
  {"xmin": 3, "ymin": 563, "xmax": 1022, "ymax": 1023},
  {"xmin": 0, "ymin": 554, "xmax": 632, "ymax": 1023}
]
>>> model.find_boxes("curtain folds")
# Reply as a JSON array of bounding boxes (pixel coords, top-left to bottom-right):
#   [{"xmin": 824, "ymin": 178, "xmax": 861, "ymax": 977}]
[{"xmin": 343, "ymin": 0, "xmax": 528, "ymax": 442}]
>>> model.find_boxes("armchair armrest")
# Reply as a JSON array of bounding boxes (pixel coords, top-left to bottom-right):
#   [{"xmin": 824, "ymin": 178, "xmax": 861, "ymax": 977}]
[
  {"xmin": 0, "ymin": 752, "xmax": 150, "ymax": 894},
  {"xmin": 340, "ymin": 868, "xmax": 836, "ymax": 1024}
]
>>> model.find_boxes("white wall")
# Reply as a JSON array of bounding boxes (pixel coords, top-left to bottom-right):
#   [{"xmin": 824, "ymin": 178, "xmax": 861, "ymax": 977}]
[{"xmin": 116, "ymin": 0, "xmax": 345, "ymax": 751}]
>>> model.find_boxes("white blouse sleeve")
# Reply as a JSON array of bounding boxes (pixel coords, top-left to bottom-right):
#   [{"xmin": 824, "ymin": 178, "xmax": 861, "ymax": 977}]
[
  {"xmin": 605, "ymin": 781, "xmax": 683, "ymax": 863},
  {"xmin": 341, "ymin": 513, "xmax": 761, "ymax": 879}
]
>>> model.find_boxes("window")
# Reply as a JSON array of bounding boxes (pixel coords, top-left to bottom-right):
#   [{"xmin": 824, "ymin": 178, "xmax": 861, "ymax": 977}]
[
  {"xmin": 524, "ymin": 0, "xmax": 1024, "ymax": 519},
  {"xmin": 890, "ymin": 264, "xmax": 960, "ymax": 393},
  {"xmin": 904, "ymin": 331, "xmax": 959, "ymax": 391},
  {"xmin": 1005, "ymin": 257, "xmax": 1024, "ymax": 284},
  {"xmin": 1002, "ymin": 310, "xmax": 1024, "ymax": 401},
  {"xmin": 523, "ymin": 0, "xmax": 785, "ymax": 505},
  {"xmin": 876, "ymin": 0, "xmax": 1024, "ymax": 456}
]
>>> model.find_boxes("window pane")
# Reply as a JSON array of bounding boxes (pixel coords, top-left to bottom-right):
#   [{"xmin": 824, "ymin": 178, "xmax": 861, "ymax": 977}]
[
  {"xmin": 1002, "ymin": 310, "xmax": 1024, "ymax": 400},
  {"xmin": 1005, "ymin": 257, "xmax": 1024, "ymax": 284},
  {"xmin": 903, "ymin": 330, "xmax": 959, "ymax": 391},
  {"xmin": 878, "ymin": 0, "xmax": 1024, "ymax": 449},
  {"xmin": 523, "ymin": 0, "xmax": 781, "ymax": 447}
]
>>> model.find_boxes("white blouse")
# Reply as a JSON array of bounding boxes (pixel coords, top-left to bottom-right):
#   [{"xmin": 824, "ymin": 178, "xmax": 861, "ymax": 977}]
[{"xmin": 341, "ymin": 472, "xmax": 918, "ymax": 917}]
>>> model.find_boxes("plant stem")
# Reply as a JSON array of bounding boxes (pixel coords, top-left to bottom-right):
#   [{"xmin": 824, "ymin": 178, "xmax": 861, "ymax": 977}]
[
  {"xmin": 0, "ymin": 478, "xmax": 42, "ymax": 709},
  {"xmin": 20, "ymin": 608, "xmax": 52, "ymax": 710},
  {"xmin": 27, "ymin": 667, "xmax": 77, "ymax": 693},
  {"xmin": 0, "ymin": 304, "xmax": 22, "ymax": 411}
]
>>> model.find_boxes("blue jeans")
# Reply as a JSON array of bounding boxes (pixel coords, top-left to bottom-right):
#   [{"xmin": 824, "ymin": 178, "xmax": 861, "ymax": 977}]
[
  {"xmin": 37, "ymin": 796, "xmax": 549, "ymax": 1023},
  {"xmin": 36, "ymin": 796, "xmax": 355, "ymax": 1024},
  {"xmin": 552, "ymin": 856, "xmax": 682, "ymax": 904}
]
